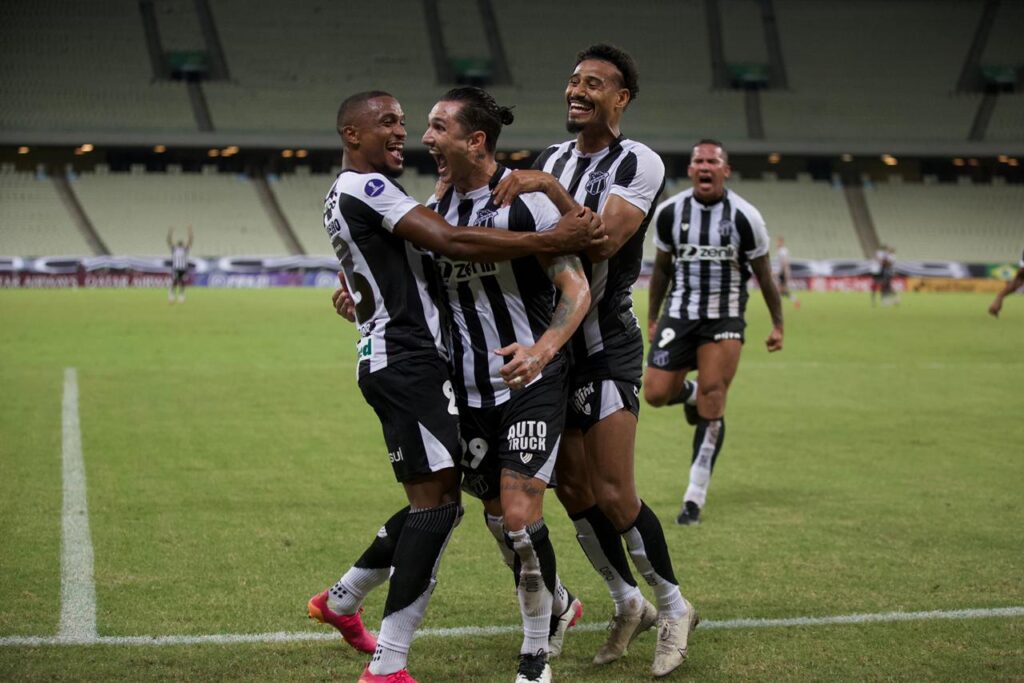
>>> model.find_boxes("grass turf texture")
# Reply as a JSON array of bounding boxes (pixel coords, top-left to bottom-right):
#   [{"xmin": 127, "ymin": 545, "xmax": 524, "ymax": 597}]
[{"xmin": 0, "ymin": 288, "xmax": 1021, "ymax": 682}]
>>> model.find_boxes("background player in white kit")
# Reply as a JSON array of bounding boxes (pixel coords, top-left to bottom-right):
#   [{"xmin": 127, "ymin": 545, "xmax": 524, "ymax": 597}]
[
  {"xmin": 775, "ymin": 236, "xmax": 800, "ymax": 308},
  {"xmin": 167, "ymin": 225, "xmax": 193, "ymax": 304},
  {"xmin": 492, "ymin": 44, "xmax": 697, "ymax": 678},
  {"xmin": 644, "ymin": 139, "xmax": 784, "ymax": 526}
]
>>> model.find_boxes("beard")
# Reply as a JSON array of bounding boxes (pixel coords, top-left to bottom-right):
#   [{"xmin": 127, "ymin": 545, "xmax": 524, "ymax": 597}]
[{"xmin": 566, "ymin": 119, "xmax": 585, "ymax": 134}]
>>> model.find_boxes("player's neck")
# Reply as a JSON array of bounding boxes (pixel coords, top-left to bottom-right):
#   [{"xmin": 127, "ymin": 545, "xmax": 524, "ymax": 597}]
[
  {"xmin": 575, "ymin": 122, "xmax": 621, "ymax": 155},
  {"xmin": 341, "ymin": 151, "xmax": 378, "ymax": 176},
  {"xmin": 453, "ymin": 158, "xmax": 498, "ymax": 195},
  {"xmin": 693, "ymin": 189, "xmax": 726, "ymax": 206}
]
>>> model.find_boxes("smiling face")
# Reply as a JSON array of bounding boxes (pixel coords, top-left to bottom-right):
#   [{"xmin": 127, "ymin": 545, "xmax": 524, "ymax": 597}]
[
  {"xmin": 421, "ymin": 100, "xmax": 484, "ymax": 189},
  {"xmin": 688, "ymin": 143, "xmax": 731, "ymax": 204},
  {"xmin": 565, "ymin": 58, "xmax": 629, "ymax": 134},
  {"xmin": 350, "ymin": 96, "xmax": 407, "ymax": 177}
]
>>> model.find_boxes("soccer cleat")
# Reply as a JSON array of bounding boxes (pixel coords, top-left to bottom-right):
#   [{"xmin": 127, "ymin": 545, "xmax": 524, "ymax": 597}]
[
  {"xmin": 675, "ymin": 501, "xmax": 701, "ymax": 526},
  {"xmin": 357, "ymin": 665, "xmax": 418, "ymax": 683},
  {"xmin": 307, "ymin": 590, "xmax": 377, "ymax": 654},
  {"xmin": 548, "ymin": 593, "xmax": 583, "ymax": 658},
  {"xmin": 651, "ymin": 598, "xmax": 700, "ymax": 677},
  {"xmin": 515, "ymin": 651, "xmax": 551, "ymax": 683},
  {"xmin": 592, "ymin": 598, "xmax": 658, "ymax": 665}
]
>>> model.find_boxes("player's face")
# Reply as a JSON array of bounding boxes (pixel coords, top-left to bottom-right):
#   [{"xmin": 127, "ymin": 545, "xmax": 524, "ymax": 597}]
[
  {"xmin": 422, "ymin": 100, "xmax": 475, "ymax": 186},
  {"xmin": 358, "ymin": 96, "xmax": 407, "ymax": 178},
  {"xmin": 688, "ymin": 143, "xmax": 731, "ymax": 203},
  {"xmin": 565, "ymin": 59, "xmax": 629, "ymax": 133}
]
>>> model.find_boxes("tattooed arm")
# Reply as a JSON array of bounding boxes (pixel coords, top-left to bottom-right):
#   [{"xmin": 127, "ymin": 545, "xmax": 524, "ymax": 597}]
[{"xmin": 496, "ymin": 254, "xmax": 590, "ymax": 388}]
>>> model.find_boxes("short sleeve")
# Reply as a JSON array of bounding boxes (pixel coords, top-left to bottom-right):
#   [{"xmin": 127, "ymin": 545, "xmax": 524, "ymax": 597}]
[
  {"xmin": 608, "ymin": 146, "xmax": 665, "ymax": 215},
  {"xmin": 519, "ymin": 192, "xmax": 562, "ymax": 233},
  {"xmin": 651, "ymin": 198, "xmax": 676, "ymax": 253},
  {"xmin": 352, "ymin": 174, "xmax": 420, "ymax": 232},
  {"xmin": 736, "ymin": 206, "xmax": 769, "ymax": 260}
]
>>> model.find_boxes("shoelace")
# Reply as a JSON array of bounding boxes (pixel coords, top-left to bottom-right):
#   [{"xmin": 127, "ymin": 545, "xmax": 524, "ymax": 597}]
[{"xmin": 517, "ymin": 651, "xmax": 547, "ymax": 679}]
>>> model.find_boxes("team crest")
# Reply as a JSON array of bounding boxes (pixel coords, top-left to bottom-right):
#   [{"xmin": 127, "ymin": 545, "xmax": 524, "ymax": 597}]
[
  {"xmin": 651, "ymin": 349, "xmax": 670, "ymax": 367},
  {"xmin": 718, "ymin": 219, "xmax": 734, "ymax": 240},
  {"xmin": 680, "ymin": 222, "xmax": 690, "ymax": 232},
  {"xmin": 474, "ymin": 208, "xmax": 499, "ymax": 227},
  {"xmin": 585, "ymin": 170, "xmax": 610, "ymax": 196}
]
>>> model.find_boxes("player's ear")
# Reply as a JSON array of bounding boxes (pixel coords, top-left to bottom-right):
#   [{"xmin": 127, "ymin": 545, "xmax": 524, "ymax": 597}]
[
  {"xmin": 723, "ymin": 163, "xmax": 732, "ymax": 179},
  {"xmin": 468, "ymin": 130, "xmax": 487, "ymax": 156},
  {"xmin": 615, "ymin": 88, "xmax": 631, "ymax": 111},
  {"xmin": 340, "ymin": 123, "xmax": 360, "ymax": 148}
]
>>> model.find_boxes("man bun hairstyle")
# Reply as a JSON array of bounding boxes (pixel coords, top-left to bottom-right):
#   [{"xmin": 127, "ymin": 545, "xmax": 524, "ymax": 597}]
[
  {"xmin": 336, "ymin": 90, "xmax": 393, "ymax": 135},
  {"xmin": 441, "ymin": 86, "xmax": 514, "ymax": 153},
  {"xmin": 575, "ymin": 43, "xmax": 639, "ymax": 105}
]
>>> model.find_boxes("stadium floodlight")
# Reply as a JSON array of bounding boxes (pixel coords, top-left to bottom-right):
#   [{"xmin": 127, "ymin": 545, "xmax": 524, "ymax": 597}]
[
  {"xmin": 153, "ymin": 145, "xmax": 167, "ymax": 153},
  {"xmin": 17, "ymin": 146, "xmax": 29, "ymax": 154}
]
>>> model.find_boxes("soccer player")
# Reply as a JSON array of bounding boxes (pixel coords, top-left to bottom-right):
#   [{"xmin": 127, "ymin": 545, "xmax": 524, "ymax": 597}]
[
  {"xmin": 309, "ymin": 90, "xmax": 600, "ymax": 683},
  {"xmin": 643, "ymin": 139, "xmax": 784, "ymax": 526},
  {"xmin": 491, "ymin": 45, "xmax": 698, "ymax": 677},
  {"xmin": 776, "ymin": 236, "xmax": 800, "ymax": 308},
  {"xmin": 167, "ymin": 225, "xmax": 193, "ymax": 303},
  {"xmin": 988, "ymin": 248, "xmax": 1024, "ymax": 317},
  {"xmin": 422, "ymin": 86, "xmax": 591, "ymax": 683}
]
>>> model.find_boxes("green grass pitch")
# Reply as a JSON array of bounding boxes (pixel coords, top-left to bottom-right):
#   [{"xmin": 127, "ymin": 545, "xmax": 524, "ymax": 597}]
[{"xmin": 1, "ymin": 288, "xmax": 1022, "ymax": 681}]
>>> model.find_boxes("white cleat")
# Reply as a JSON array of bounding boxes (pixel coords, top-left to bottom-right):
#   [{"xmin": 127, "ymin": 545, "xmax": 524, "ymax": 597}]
[
  {"xmin": 592, "ymin": 598, "xmax": 658, "ymax": 665},
  {"xmin": 548, "ymin": 595, "xmax": 583, "ymax": 658},
  {"xmin": 514, "ymin": 651, "xmax": 551, "ymax": 683},
  {"xmin": 651, "ymin": 598, "xmax": 700, "ymax": 678}
]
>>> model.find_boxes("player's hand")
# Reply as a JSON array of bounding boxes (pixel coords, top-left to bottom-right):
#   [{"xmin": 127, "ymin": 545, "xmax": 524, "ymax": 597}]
[
  {"xmin": 552, "ymin": 207, "xmax": 606, "ymax": 253},
  {"xmin": 433, "ymin": 176, "xmax": 451, "ymax": 200},
  {"xmin": 496, "ymin": 342, "xmax": 550, "ymax": 389},
  {"xmin": 492, "ymin": 170, "xmax": 552, "ymax": 207},
  {"xmin": 765, "ymin": 326, "xmax": 783, "ymax": 352},
  {"xmin": 988, "ymin": 299, "xmax": 1002, "ymax": 318},
  {"xmin": 332, "ymin": 272, "xmax": 356, "ymax": 322}
]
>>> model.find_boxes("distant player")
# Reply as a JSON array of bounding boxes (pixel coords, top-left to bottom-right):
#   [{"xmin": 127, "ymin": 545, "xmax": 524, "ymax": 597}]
[
  {"xmin": 492, "ymin": 44, "xmax": 697, "ymax": 678},
  {"xmin": 776, "ymin": 236, "xmax": 800, "ymax": 308},
  {"xmin": 309, "ymin": 90, "xmax": 600, "ymax": 683},
  {"xmin": 423, "ymin": 86, "xmax": 592, "ymax": 683},
  {"xmin": 644, "ymin": 139, "xmax": 784, "ymax": 526},
  {"xmin": 872, "ymin": 244, "xmax": 898, "ymax": 306},
  {"xmin": 988, "ymin": 248, "xmax": 1024, "ymax": 318},
  {"xmin": 167, "ymin": 225, "xmax": 193, "ymax": 303}
]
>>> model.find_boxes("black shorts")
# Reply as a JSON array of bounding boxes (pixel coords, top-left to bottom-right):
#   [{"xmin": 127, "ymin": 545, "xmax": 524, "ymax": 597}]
[
  {"xmin": 565, "ymin": 378, "xmax": 641, "ymax": 434},
  {"xmin": 172, "ymin": 269, "xmax": 187, "ymax": 285},
  {"xmin": 647, "ymin": 316, "xmax": 746, "ymax": 372},
  {"xmin": 358, "ymin": 354, "xmax": 460, "ymax": 483},
  {"xmin": 458, "ymin": 364, "xmax": 567, "ymax": 501}
]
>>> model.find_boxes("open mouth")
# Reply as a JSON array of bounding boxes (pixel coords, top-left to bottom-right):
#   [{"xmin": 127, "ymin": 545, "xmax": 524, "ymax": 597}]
[
  {"xmin": 429, "ymin": 149, "xmax": 450, "ymax": 180},
  {"xmin": 567, "ymin": 99, "xmax": 594, "ymax": 117},
  {"xmin": 697, "ymin": 173, "xmax": 714, "ymax": 189},
  {"xmin": 386, "ymin": 140, "xmax": 404, "ymax": 166}
]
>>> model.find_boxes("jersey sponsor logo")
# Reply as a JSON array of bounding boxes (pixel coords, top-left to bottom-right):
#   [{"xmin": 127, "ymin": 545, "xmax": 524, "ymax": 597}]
[
  {"xmin": 718, "ymin": 219, "xmax": 734, "ymax": 240},
  {"xmin": 357, "ymin": 336, "xmax": 373, "ymax": 359},
  {"xmin": 388, "ymin": 447, "xmax": 403, "ymax": 463},
  {"xmin": 585, "ymin": 170, "xmax": 610, "ymax": 196},
  {"xmin": 437, "ymin": 258, "xmax": 499, "ymax": 284},
  {"xmin": 364, "ymin": 179, "xmax": 386, "ymax": 197},
  {"xmin": 474, "ymin": 208, "xmax": 499, "ymax": 227},
  {"xmin": 713, "ymin": 331, "xmax": 742, "ymax": 341},
  {"xmin": 651, "ymin": 349, "xmax": 670, "ymax": 367},
  {"xmin": 677, "ymin": 244, "xmax": 737, "ymax": 261},
  {"xmin": 572, "ymin": 382, "xmax": 595, "ymax": 416},
  {"xmin": 506, "ymin": 420, "xmax": 547, "ymax": 454}
]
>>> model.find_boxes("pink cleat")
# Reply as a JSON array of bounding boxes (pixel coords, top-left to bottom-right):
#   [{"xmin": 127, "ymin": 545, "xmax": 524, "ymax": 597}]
[
  {"xmin": 357, "ymin": 665, "xmax": 418, "ymax": 683},
  {"xmin": 307, "ymin": 590, "xmax": 377, "ymax": 654}
]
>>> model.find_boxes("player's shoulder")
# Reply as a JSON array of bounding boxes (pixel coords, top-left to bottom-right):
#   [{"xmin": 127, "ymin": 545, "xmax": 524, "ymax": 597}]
[
  {"xmin": 331, "ymin": 170, "xmax": 407, "ymax": 200},
  {"xmin": 618, "ymin": 137, "xmax": 659, "ymax": 160},
  {"xmin": 656, "ymin": 186, "xmax": 694, "ymax": 211},
  {"xmin": 727, "ymin": 189, "xmax": 764, "ymax": 222}
]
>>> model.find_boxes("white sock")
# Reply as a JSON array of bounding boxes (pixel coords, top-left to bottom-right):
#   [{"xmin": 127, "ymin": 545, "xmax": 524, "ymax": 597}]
[
  {"xmin": 328, "ymin": 566, "xmax": 390, "ymax": 615},
  {"xmin": 621, "ymin": 526, "xmax": 685, "ymax": 621},
  {"xmin": 370, "ymin": 579, "xmax": 435, "ymax": 675},
  {"xmin": 508, "ymin": 526, "xmax": 552, "ymax": 655},
  {"xmin": 484, "ymin": 513, "xmax": 516, "ymax": 570},
  {"xmin": 572, "ymin": 514, "xmax": 644, "ymax": 615},
  {"xmin": 685, "ymin": 419, "xmax": 723, "ymax": 508}
]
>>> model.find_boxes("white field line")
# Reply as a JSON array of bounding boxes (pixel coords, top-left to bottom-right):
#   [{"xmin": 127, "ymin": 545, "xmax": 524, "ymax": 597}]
[
  {"xmin": 3, "ymin": 606, "xmax": 1022, "ymax": 648},
  {"xmin": 58, "ymin": 368, "xmax": 97, "ymax": 642}
]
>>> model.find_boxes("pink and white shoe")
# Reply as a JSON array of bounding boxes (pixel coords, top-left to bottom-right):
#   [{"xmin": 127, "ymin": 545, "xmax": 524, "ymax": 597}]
[
  {"xmin": 307, "ymin": 590, "xmax": 377, "ymax": 654},
  {"xmin": 357, "ymin": 664, "xmax": 418, "ymax": 683}
]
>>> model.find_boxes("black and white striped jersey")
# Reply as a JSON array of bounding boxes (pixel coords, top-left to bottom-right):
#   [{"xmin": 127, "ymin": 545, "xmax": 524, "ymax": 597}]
[
  {"xmin": 653, "ymin": 188, "xmax": 769, "ymax": 321},
  {"xmin": 427, "ymin": 165, "xmax": 563, "ymax": 409},
  {"xmin": 323, "ymin": 170, "xmax": 445, "ymax": 378},
  {"xmin": 533, "ymin": 137, "xmax": 665, "ymax": 371},
  {"xmin": 171, "ymin": 245, "xmax": 189, "ymax": 271}
]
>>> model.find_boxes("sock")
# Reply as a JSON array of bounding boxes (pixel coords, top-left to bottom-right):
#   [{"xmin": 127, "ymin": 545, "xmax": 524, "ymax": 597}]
[
  {"xmin": 685, "ymin": 417, "xmax": 726, "ymax": 508},
  {"xmin": 571, "ymin": 506, "xmax": 643, "ymax": 616},
  {"xmin": 491, "ymin": 511, "xmax": 570, "ymax": 616},
  {"xmin": 667, "ymin": 379, "xmax": 698, "ymax": 406},
  {"xmin": 508, "ymin": 519, "xmax": 556, "ymax": 655},
  {"xmin": 621, "ymin": 502, "xmax": 686, "ymax": 621},
  {"xmin": 328, "ymin": 506, "xmax": 410, "ymax": 615},
  {"xmin": 370, "ymin": 502, "xmax": 460, "ymax": 675}
]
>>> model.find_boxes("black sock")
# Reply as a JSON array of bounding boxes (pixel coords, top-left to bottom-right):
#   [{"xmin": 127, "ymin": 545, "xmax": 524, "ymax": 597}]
[
  {"xmin": 354, "ymin": 506, "xmax": 410, "ymax": 570},
  {"xmin": 667, "ymin": 379, "xmax": 695, "ymax": 406},
  {"xmin": 383, "ymin": 502, "xmax": 460, "ymax": 617}
]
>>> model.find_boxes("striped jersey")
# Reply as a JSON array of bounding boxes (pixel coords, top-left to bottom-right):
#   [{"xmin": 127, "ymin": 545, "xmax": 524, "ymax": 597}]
[
  {"xmin": 323, "ymin": 170, "xmax": 445, "ymax": 378},
  {"xmin": 533, "ymin": 137, "xmax": 664, "ymax": 371},
  {"xmin": 171, "ymin": 245, "xmax": 189, "ymax": 271},
  {"xmin": 427, "ymin": 165, "xmax": 563, "ymax": 408},
  {"xmin": 652, "ymin": 188, "xmax": 769, "ymax": 320}
]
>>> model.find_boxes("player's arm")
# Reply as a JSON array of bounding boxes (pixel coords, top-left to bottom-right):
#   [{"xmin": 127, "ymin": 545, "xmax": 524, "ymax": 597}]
[
  {"xmin": 989, "ymin": 267, "xmax": 1024, "ymax": 318},
  {"xmin": 750, "ymin": 255, "xmax": 784, "ymax": 352},
  {"xmin": 585, "ymin": 193, "xmax": 647, "ymax": 262},
  {"xmin": 332, "ymin": 272, "xmax": 356, "ymax": 322},
  {"xmin": 492, "ymin": 170, "xmax": 579, "ymax": 214},
  {"xmin": 648, "ymin": 248, "xmax": 674, "ymax": 339},
  {"xmin": 186, "ymin": 224, "xmax": 194, "ymax": 249},
  {"xmin": 394, "ymin": 205, "xmax": 603, "ymax": 262},
  {"xmin": 497, "ymin": 255, "xmax": 590, "ymax": 387}
]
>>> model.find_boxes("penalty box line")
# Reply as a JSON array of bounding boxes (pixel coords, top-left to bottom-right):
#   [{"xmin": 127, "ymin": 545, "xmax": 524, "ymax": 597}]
[{"xmin": 2, "ymin": 606, "xmax": 1022, "ymax": 648}]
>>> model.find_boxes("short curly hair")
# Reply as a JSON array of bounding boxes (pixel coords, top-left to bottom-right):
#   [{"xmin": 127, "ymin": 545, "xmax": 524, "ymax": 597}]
[{"xmin": 574, "ymin": 44, "xmax": 639, "ymax": 105}]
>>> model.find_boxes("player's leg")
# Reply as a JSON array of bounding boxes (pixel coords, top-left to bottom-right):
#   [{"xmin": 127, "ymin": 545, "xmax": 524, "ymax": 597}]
[{"xmin": 681, "ymin": 337, "xmax": 742, "ymax": 523}]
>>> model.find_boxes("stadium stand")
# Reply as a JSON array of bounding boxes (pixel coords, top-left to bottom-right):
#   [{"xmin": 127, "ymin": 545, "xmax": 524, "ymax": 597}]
[
  {"xmin": 721, "ymin": 0, "xmax": 769, "ymax": 65},
  {"xmin": 0, "ymin": 167, "xmax": 92, "ymax": 256},
  {"xmin": 73, "ymin": 167, "xmax": 287, "ymax": 256},
  {"xmin": 153, "ymin": 0, "xmax": 204, "ymax": 52},
  {"xmin": 866, "ymin": 181, "xmax": 1024, "ymax": 262},
  {"xmin": 763, "ymin": 0, "xmax": 981, "ymax": 142},
  {"xmin": 0, "ymin": 0, "xmax": 195, "ymax": 133},
  {"xmin": 987, "ymin": 94, "xmax": 1024, "ymax": 143}
]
